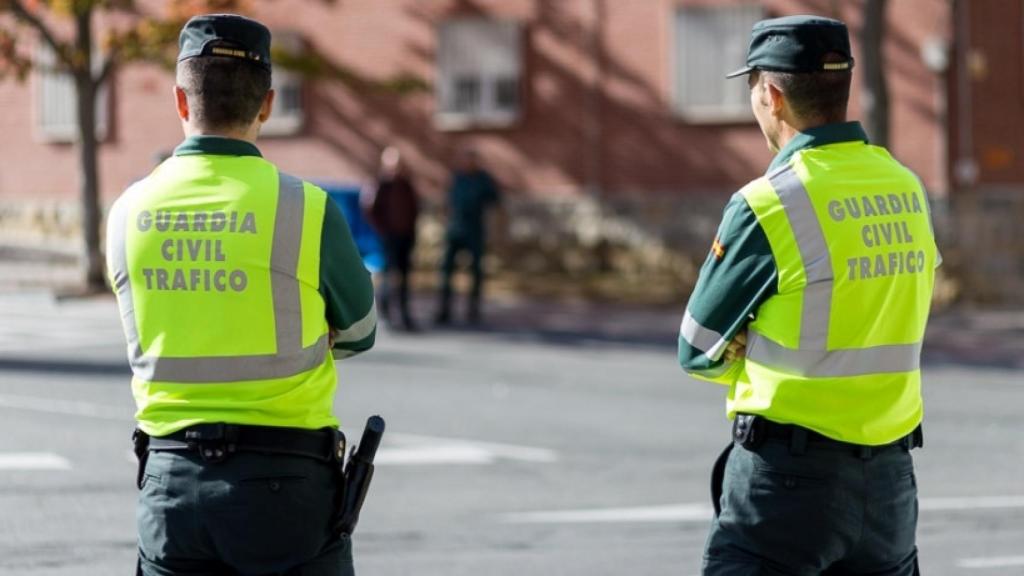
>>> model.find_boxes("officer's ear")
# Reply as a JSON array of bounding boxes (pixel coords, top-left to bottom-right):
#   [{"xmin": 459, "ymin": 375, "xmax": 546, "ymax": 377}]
[
  {"xmin": 257, "ymin": 89, "xmax": 275, "ymax": 124},
  {"xmin": 173, "ymin": 85, "xmax": 190, "ymax": 122},
  {"xmin": 764, "ymin": 79, "xmax": 786, "ymax": 118}
]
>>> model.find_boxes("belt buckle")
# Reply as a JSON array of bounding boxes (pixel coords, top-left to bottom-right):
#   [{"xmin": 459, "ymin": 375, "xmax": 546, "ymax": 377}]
[
  {"xmin": 187, "ymin": 424, "xmax": 236, "ymax": 463},
  {"xmin": 197, "ymin": 440, "xmax": 229, "ymax": 463}
]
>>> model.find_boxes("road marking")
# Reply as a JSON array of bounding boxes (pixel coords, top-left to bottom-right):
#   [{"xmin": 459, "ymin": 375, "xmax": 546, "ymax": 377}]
[
  {"xmin": 502, "ymin": 495, "xmax": 1024, "ymax": 525},
  {"xmin": 0, "ymin": 394, "xmax": 556, "ymax": 468},
  {"xmin": 957, "ymin": 556, "xmax": 1024, "ymax": 569},
  {"xmin": 0, "ymin": 452, "xmax": 71, "ymax": 470},
  {"xmin": 920, "ymin": 495, "xmax": 1024, "ymax": 511},
  {"xmin": 503, "ymin": 503, "xmax": 712, "ymax": 524},
  {"xmin": 0, "ymin": 393, "xmax": 131, "ymax": 421},
  {"xmin": 378, "ymin": 433, "xmax": 557, "ymax": 465},
  {"xmin": 375, "ymin": 444, "xmax": 499, "ymax": 465}
]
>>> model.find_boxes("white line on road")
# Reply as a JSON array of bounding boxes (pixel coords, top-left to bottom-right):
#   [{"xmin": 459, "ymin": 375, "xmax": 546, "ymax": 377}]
[
  {"xmin": 0, "ymin": 393, "xmax": 132, "ymax": 421},
  {"xmin": 0, "ymin": 394, "xmax": 558, "ymax": 466},
  {"xmin": 503, "ymin": 503, "xmax": 712, "ymax": 524},
  {"xmin": 502, "ymin": 495, "xmax": 1024, "ymax": 525},
  {"xmin": 383, "ymin": 433, "xmax": 558, "ymax": 465},
  {"xmin": 0, "ymin": 452, "xmax": 71, "ymax": 470},
  {"xmin": 957, "ymin": 556, "xmax": 1024, "ymax": 569},
  {"xmin": 920, "ymin": 495, "xmax": 1024, "ymax": 511},
  {"xmin": 375, "ymin": 445, "xmax": 500, "ymax": 465}
]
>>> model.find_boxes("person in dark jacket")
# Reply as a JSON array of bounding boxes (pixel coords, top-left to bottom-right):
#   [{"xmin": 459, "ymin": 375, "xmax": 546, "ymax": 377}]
[
  {"xmin": 363, "ymin": 146, "xmax": 420, "ymax": 331},
  {"xmin": 436, "ymin": 147, "xmax": 501, "ymax": 325}
]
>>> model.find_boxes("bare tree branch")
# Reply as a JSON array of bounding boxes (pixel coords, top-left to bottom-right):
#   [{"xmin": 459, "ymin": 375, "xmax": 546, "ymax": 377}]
[{"xmin": 7, "ymin": 0, "xmax": 73, "ymax": 70}]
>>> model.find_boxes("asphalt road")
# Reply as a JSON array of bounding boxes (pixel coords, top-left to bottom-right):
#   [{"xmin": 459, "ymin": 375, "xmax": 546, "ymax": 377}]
[{"xmin": 0, "ymin": 292, "xmax": 1022, "ymax": 575}]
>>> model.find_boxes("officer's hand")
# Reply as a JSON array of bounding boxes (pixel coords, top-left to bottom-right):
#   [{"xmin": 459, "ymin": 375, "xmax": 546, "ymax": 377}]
[
  {"xmin": 329, "ymin": 326, "xmax": 336, "ymax": 348},
  {"xmin": 724, "ymin": 330, "xmax": 747, "ymax": 363}
]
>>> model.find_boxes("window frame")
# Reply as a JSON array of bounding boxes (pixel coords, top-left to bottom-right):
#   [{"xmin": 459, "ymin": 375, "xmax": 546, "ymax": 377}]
[
  {"xmin": 262, "ymin": 31, "xmax": 306, "ymax": 137},
  {"xmin": 435, "ymin": 18, "xmax": 523, "ymax": 131},
  {"xmin": 33, "ymin": 42, "xmax": 110, "ymax": 143},
  {"xmin": 671, "ymin": 4, "xmax": 763, "ymax": 124}
]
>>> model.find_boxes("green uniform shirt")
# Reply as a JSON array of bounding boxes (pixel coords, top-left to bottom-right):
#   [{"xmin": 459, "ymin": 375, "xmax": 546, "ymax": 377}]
[
  {"xmin": 174, "ymin": 136, "xmax": 375, "ymax": 355},
  {"xmin": 678, "ymin": 122, "xmax": 871, "ymax": 379}
]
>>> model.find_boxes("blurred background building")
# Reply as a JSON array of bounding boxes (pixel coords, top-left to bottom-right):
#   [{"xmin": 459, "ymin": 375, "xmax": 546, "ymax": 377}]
[{"xmin": 0, "ymin": 0, "xmax": 1018, "ymax": 303}]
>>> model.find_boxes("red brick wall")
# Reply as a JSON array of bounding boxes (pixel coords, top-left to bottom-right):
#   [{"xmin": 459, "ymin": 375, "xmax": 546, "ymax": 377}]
[
  {"xmin": 0, "ymin": 0, "xmax": 951, "ymax": 207},
  {"xmin": 957, "ymin": 0, "xmax": 1024, "ymax": 186}
]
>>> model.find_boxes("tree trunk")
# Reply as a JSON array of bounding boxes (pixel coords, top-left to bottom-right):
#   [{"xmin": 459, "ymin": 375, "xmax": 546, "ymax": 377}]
[
  {"xmin": 861, "ymin": 0, "xmax": 889, "ymax": 147},
  {"xmin": 74, "ymin": 8, "xmax": 105, "ymax": 292}
]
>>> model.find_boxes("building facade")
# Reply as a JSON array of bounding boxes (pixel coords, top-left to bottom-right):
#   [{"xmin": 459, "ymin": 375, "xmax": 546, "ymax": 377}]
[{"xmin": 0, "ymin": 0, "xmax": 1016, "ymax": 301}]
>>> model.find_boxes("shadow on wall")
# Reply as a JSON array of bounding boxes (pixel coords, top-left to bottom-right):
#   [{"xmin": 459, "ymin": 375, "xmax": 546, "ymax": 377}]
[{"xmin": 304, "ymin": 0, "xmax": 870, "ymax": 302}]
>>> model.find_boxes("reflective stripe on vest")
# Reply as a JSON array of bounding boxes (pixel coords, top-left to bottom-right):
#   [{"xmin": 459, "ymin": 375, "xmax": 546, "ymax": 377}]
[
  {"xmin": 108, "ymin": 171, "xmax": 334, "ymax": 383},
  {"xmin": 746, "ymin": 329, "xmax": 921, "ymax": 377},
  {"xmin": 767, "ymin": 166, "xmax": 833, "ymax": 349}
]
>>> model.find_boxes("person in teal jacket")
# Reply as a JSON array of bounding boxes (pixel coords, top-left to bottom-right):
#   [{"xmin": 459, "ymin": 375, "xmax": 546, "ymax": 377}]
[{"xmin": 436, "ymin": 147, "xmax": 501, "ymax": 325}]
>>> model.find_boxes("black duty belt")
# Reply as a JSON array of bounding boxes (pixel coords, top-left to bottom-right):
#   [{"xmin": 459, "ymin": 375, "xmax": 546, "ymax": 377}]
[
  {"xmin": 733, "ymin": 414, "xmax": 923, "ymax": 459},
  {"xmin": 144, "ymin": 423, "xmax": 345, "ymax": 464}
]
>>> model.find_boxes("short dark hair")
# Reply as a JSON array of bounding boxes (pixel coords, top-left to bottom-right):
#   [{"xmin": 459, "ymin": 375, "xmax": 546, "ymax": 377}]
[
  {"xmin": 176, "ymin": 55, "xmax": 271, "ymax": 131},
  {"xmin": 762, "ymin": 54, "xmax": 852, "ymax": 124}
]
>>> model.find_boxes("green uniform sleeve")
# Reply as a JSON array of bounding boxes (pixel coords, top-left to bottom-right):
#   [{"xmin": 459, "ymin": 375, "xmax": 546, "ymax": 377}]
[
  {"xmin": 678, "ymin": 193, "xmax": 778, "ymax": 384},
  {"xmin": 319, "ymin": 198, "xmax": 376, "ymax": 357}
]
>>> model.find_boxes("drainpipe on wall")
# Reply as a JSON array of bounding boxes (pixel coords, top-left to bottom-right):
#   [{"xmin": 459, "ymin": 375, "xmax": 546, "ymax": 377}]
[
  {"xmin": 583, "ymin": 0, "xmax": 606, "ymax": 199},
  {"xmin": 920, "ymin": 14, "xmax": 952, "ymax": 238},
  {"xmin": 953, "ymin": 0, "xmax": 977, "ymax": 190}
]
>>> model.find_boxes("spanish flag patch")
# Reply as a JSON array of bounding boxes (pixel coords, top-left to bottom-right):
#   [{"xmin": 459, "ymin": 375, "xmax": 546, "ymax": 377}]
[{"xmin": 711, "ymin": 237, "xmax": 726, "ymax": 259}]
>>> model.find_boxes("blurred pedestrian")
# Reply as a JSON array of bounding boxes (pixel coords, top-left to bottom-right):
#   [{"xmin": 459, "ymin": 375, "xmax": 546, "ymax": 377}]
[
  {"xmin": 363, "ymin": 146, "xmax": 420, "ymax": 331},
  {"xmin": 677, "ymin": 15, "xmax": 938, "ymax": 575},
  {"xmin": 436, "ymin": 147, "xmax": 501, "ymax": 325}
]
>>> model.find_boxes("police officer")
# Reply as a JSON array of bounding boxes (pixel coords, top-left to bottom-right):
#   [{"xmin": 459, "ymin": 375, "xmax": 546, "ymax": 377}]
[
  {"xmin": 677, "ymin": 16, "xmax": 938, "ymax": 575},
  {"xmin": 106, "ymin": 14, "xmax": 376, "ymax": 575}
]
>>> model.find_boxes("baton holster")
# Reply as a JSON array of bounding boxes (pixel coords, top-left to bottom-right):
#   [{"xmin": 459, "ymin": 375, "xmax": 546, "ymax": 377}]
[
  {"xmin": 333, "ymin": 416, "xmax": 385, "ymax": 537},
  {"xmin": 132, "ymin": 429, "xmax": 150, "ymax": 490}
]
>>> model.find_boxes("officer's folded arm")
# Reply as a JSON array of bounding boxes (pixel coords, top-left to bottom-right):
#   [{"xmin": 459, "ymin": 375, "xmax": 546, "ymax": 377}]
[
  {"xmin": 677, "ymin": 193, "xmax": 777, "ymax": 386},
  {"xmin": 321, "ymin": 197, "xmax": 378, "ymax": 360}
]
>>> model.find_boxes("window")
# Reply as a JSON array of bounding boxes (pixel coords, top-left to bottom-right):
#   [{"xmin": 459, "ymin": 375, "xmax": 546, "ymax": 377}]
[
  {"xmin": 437, "ymin": 19, "xmax": 522, "ymax": 129},
  {"xmin": 262, "ymin": 32, "xmax": 305, "ymax": 136},
  {"xmin": 673, "ymin": 5, "xmax": 763, "ymax": 123},
  {"xmin": 35, "ymin": 42, "xmax": 109, "ymax": 142}
]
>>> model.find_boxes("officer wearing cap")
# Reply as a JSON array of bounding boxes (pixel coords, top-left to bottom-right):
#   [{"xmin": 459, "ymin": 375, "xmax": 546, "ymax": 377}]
[
  {"xmin": 677, "ymin": 15, "xmax": 938, "ymax": 574},
  {"xmin": 106, "ymin": 14, "xmax": 375, "ymax": 575}
]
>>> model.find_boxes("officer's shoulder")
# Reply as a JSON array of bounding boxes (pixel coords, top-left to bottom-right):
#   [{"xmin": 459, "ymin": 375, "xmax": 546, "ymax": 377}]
[
  {"xmin": 865, "ymin": 145, "xmax": 925, "ymax": 189},
  {"xmin": 278, "ymin": 171, "xmax": 329, "ymax": 202},
  {"xmin": 734, "ymin": 175, "xmax": 773, "ymax": 204},
  {"xmin": 111, "ymin": 177, "xmax": 150, "ymax": 211},
  {"xmin": 302, "ymin": 180, "xmax": 329, "ymax": 201}
]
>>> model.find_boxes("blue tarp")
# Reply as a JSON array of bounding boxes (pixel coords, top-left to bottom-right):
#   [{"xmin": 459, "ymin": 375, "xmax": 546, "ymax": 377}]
[{"xmin": 319, "ymin": 183, "xmax": 385, "ymax": 273}]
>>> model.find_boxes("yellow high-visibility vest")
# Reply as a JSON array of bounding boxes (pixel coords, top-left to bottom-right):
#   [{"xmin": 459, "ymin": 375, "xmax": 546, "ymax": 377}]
[
  {"xmin": 731, "ymin": 141, "xmax": 938, "ymax": 445},
  {"xmin": 107, "ymin": 153, "xmax": 341, "ymax": 436}
]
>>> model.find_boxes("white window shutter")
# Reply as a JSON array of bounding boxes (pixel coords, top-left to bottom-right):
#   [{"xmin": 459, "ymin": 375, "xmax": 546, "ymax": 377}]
[
  {"xmin": 262, "ymin": 31, "xmax": 305, "ymax": 137},
  {"xmin": 437, "ymin": 19, "xmax": 522, "ymax": 129},
  {"xmin": 674, "ymin": 5, "xmax": 762, "ymax": 122},
  {"xmin": 35, "ymin": 42, "xmax": 108, "ymax": 142}
]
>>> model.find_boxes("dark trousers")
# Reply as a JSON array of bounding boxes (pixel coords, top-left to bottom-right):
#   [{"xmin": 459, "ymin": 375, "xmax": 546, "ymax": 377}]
[
  {"xmin": 378, "ymin": 234, "xmax": 415, "ymax": 328},
  {"xmin": 438, "ymin": 235, "xmax": 484, "ymax": 321},
  {"xmin": 704, "ymin": 438, "xmax": 919, "ymax": 575},
  {"xmin": 137, "ymin": 451, "xmax": 354, "ymax": 576}
]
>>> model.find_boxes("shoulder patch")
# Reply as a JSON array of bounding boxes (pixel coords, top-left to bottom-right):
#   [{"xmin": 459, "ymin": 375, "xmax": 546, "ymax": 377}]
[{"xmin": 711, "ymin": 237, "xmax": 726, "ymax": 259}]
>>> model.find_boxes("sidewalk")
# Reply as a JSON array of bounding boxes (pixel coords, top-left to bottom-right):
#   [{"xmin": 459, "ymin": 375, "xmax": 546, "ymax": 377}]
[
  {"xmin": 0, "ymin": 243, "xmax": 80, "ymax": 293},
  {"xmin": 1, "ymin": 246, "xmax": 1022, "ymax": 369}
]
